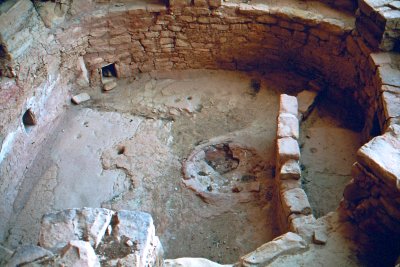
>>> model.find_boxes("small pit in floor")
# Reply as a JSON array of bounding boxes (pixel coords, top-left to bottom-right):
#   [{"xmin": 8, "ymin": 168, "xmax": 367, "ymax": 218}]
[{"xmin": 183, "ymin": 142, "xmax": 273, "ymax": 201}]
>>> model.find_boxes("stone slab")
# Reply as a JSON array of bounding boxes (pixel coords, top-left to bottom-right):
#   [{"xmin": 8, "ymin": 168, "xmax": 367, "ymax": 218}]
[
  {"xmin": 72, "ymin": 93, "xmax": 91, "ymax": 104},
  {"xmin": 357, "ymin": 125, "xmax": 400, "ymax": 189},
  {"xmin": 240, "ymin": 232, "xmax": 306, "ymax": 266}
]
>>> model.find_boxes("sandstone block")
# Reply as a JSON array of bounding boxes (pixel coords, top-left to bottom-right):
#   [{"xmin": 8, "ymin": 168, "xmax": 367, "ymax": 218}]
[
  {"xmin": 280, "ymin": 160, "xmax": 301, "ymax": 180},
  {"xmin": 240, "ymin": 232, "xmax": 306, "ymax": 266},
  {"xmin": 282, "ymin": 188, "xmax": 312, "ymax": 216},
  {"xmin": 289, "ymin": 214, "xmax": 317, "ymax": 242},
  {"xmin": 39, "ymin": 208, "xmax": 114, "ymax": 250},
  {"xmin": 279, "ymin": 94, "xmax": 298, "ymax": 116},
  {"xmin": 169, "ymin": 0, "xmax": 191, "ymax": 7},
  {"xmin": 277, "ymin": 137, "xmax": 300, "ymax": 162},
  {"xmin": 146, "ymin": 4, "xmax": 167, "ymax": 13},
  {"xmin": 72, "ymin": 93, "xmax": 91, "ymax": 104},
  {"xmin": 277, "ymin": 113, "xmax": 299, "ymax": 139},
  {"xmin": 208, "ymin": 0, "xmax": 222, "ymax": 8},
  {"xmin": 381, "ymin": 91, "xmax": 400, "ymax": 120},
  {"xmin": 378, "ymin": 65, "xmax": 400, "ymax": 87},
  {"xmin": 256, "ymin": 15, "xmax": 278, "ymax": 24},
  {"xmin": 194, "ymin": 0, "xmax": 208, "ymax": 7},
  {"xmin": 357, "ymin": 125, "xmax": 400, "ymax": 189}
]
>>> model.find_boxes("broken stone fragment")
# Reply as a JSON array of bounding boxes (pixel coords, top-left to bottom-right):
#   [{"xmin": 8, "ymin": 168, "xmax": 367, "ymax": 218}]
[
  {"xmin": 277, "ymin": 113, "xmax": 299, "ymax": 139},
  {"xmin": 72, "ymin": 93, "xmax": 91, "ymax": 104},
  {"xmin": 282, "ymin": 188, "xmax": 312, "ymax": 217},
  {"xmin": 111, "ymin": 210, "xmax": 163, "ymax": 267},
  {"xmin": 59, "ymin": 240, "xmax": 100, "ymax": 267},
  {"xmin": 277, "ymin": 137, "xmax": 300, "ymax": 163},
  {"xmin": 240, "ymin": 232, "xmax": 307, "ymax": 266},
  {"xmin": 279, "ymin": 94, "xmax": 298, "ymax": 117},
  {"xmin": 165, "ymin": 257, "xmax": 230, "ymax": 267},
  {"xmin": 103, "ymin": 81, "xmax": 117, "ymax": 91},
  {"xmin": 39, "ymin": 208, "xmax": 114, "ymax": 250},
  {"xmin": 297, "ymin": 90, "xmax": 317, "ymax": 120},
  {"xmin": 4, "ymin": 245, "xmax": 53, "ymax": 267},
  {"xmin": 313, "ymin": 228, "xmax": 328, "ymax": 245},
  {"xmin": 280, "ymin": 160, "xmax": 301, "ymax": 180},
  {"xmin": 289, "ymin": 214, "xmax": 317, "ymax": 243}
]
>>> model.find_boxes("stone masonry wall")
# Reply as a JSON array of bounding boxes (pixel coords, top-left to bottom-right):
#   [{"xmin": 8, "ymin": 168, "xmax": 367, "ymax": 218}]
[
  {"xmin": 0, "ymin": 0, "xmax": 399, "ymax": 247},
  {"xmin": 83, "ymin": 2, "xmax": 361, "ymax": 98},
  {"xmin": 0, "ymin": 0, "xmax": 89, "ymax": 241},
  {"xmin": 275, "ymin": 94, "xmax": 312, "ymax": 232},
  {"xmin": 341, "ymin": 125, "xmax": 400, "ymax": 237}
]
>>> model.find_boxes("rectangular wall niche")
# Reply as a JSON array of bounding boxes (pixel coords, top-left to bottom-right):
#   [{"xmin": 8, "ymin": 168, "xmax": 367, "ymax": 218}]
[{"xmin": 101, "ymin": 63, "xmax": 117, "ymax": 78}]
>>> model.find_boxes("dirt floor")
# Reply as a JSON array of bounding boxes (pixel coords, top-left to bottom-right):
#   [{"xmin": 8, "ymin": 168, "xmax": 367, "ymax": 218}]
[
  {"xmin": 3, "ymin": 69, "xmax": 362, "ymax": 264},
  {"xmin": 300, "ymin": 98, "xmax": 362, "ymax": 218}
]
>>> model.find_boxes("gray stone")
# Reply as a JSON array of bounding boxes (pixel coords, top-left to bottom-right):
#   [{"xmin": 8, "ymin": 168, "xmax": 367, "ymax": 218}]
[
  {"xmin": 357, "ymin": 125, "xmax": 400, "ymax": 189},
  {"xmin": 39, "ymin": 208, "xmax": 114, "ymax": 250},
  {"xmin": 0, "ymin": 245, "xmax": 13, "ymax": 266},
  {"xmin": 112, "ymin": 210, "xmax": 163, "ymax": 267},
  {"xmin": 289, "ymin": 214, "xmax": 317, "ymax": 242},
  {"xmin": 103, "ymin": 81, "xmax": 117, "ymax": 91},
  {"xmin": 381, "ymin": 91, "xmax": 400, "ymax": 120},
  {"xmin": 165, "ymin": 257, "xmax": 231, "ymax": 267},
  {"xmin": 169, "ymin": 0, "xmax": 191, "ymax": 7},
  {"xmin": 280, "ymin": 160, "xmax": 301, "ymax": 180},
  {"xmin": 72, "ymin": 93, "xmax": 91, "ymax": 104},
  {"xmin": 313, "ymin": 228, "xmax": 328, "ymax": 245},
  {"xmin": 59, "ymin": 240, "xmax": 100, "ymax": 267},
  {"xmin": 277, "ymin": 137, "xmax": 300, "ymax": 162},
  {"xmin": 240, "ymin": 232, "xmax": 307, "ymax": 266},
  {"xmin": 277, "ymin": 113, "xmax": 299, "ymax": 139},
  {"xmin": 279, "ymin": 94, "xmax": 298, "ymax": 116},
  {"xmin": 279, "ymin": 179, "xmax": 301, "ymax": 192},
  {"xmin": 282, "ymin": 188, "xmax": 312, "ymax": 216},
  {"xmin": 378, "ymin": 65, "xmax": 400, "ymax": 87},
  {"xmin": 5, "ymin": 245, "xmax": 53, "ymax": 267}
]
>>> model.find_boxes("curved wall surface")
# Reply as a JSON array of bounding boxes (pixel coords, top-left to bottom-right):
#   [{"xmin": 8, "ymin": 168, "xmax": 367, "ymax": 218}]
[{"xmin": 0, "ymin": 0, "xmax": 398, "ymax": 245}]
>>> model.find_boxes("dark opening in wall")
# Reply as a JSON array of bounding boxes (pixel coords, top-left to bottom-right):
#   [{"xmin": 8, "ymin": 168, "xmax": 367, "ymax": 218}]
[
  {"xmin": 101, "ymin": 63, "xmax": 117, "ymax": 78},
  {"xmin": 22, "ymin": 109, "xmax": 37, "ymax": 131},
  {"xmin": 369, "ymin": 112, "xmax": 381, "ymax": 137}
]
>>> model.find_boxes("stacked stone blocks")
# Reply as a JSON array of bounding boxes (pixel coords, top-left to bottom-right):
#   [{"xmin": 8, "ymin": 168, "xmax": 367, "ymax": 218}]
[{"xmin": 276, "ymin": 94, "xmax": 313, "ymax": 233}]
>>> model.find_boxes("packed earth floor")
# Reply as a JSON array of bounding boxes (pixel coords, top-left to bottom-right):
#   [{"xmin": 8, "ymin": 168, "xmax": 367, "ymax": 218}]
[{"xmin": 5, "ymin": 69, "xmax": 362, "ymax": 264}]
